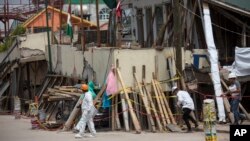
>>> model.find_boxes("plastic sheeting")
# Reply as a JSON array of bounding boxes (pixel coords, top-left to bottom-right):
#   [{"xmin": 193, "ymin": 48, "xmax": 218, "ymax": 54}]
[
  {"xmin": 234, "ymin": 47, "xmax": 250, "ymax": 76},
  {"xmin": 203, "ymin": 4, "xmax": 226, "ymax": 122},
  {"xmin": 106, "ymin": 68, "xmax": 118, "ymax": 96}
]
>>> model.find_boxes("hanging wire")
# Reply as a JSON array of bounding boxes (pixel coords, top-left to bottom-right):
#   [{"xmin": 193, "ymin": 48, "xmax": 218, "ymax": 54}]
[{"xmin": 179, "ymin": 3, "xmax": 250, "ymax": 38}]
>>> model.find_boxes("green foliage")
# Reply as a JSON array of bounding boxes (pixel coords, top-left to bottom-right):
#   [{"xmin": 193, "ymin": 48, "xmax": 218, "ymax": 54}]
[
  {"xmin": 10, "ymin": 25, "xmax": 26, "ymax": 36},
  {"xmin": 0, "ymin": 25, "xmax": 26, "ymax": 52}
]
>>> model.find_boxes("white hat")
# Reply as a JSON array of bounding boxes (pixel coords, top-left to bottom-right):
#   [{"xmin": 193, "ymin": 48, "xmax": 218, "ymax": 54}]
[
  {"xmin": 172, "ymin": 86, "xmax": 178, "ymax": 93},
  {"xmin": 228, "ymin": 73, "xmax": 236, "ymax": 79}
]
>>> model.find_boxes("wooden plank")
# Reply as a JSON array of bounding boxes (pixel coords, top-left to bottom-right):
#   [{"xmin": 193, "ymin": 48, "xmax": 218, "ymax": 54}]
[
  {"xmin": 221, "ymin": 79, "xmax": 250, "ymax": 121},
  {"xmin": 132, "ymin": 66, "xmax": 141, "ymax": 128},
  {"xmin": 48, "ymin": 88, "xmax": 81, "ymax": 97},
  {"xmin": 38, "ymin": 77, "xmax": 51, "ymax": 100},
  {"xmin": 155, "ymin": 81, "xmax": 176, "ymax": 124},
  {"xmin": 152, "ymin": 79, "xmax": 166, "ymax": 127},
  {"xmin": 111, "ymin": 95, "xmax": 116, "ymax": 130},
  {"xmin": 220, "ymin": 78, "xmax": 236, "ymax": 123},
  {"xmin": 63, "ymin": 98, "xmax": 82, "ymax": 131},
  {"xmin": 205, "ymin": 0, "xmax": 250, "ymax": 18},
  {"xmin": 120, "ymin": 91, "xmax": 130, "ymax": 131},
  {"xmin": 53, "ymin": 93, "xmax": 76, "ymax": 98},
  {"xmin": 154, "ymin": 56, "xmax": 158, "ymax": 80},
  {"xmin": 58, "ymin": 88, "xmax": 78, "ymax": 92},
  {"xmin": 48, "ymin": 96, "xmax": 73, "ymax": 101},
  {"xmin": 142, "ymin": 79, "xmax": 163, "ymax": 132},
  {"xmin": 117, "ymin": 68, "xmax": 141, "ymax": 133},
  {"xmin": 165, "ymin": 124, "xmax": 182, "ymax": 132},
  {"xmin": 115, "ymin": 92, "xmax": 121, "ymax": 130},
  {"xmin": 47, "ymin": 102, "xmax": 59, "ymax": 120},
  {"xmin": 93, "ymin": 84, "xmax": 106, "ymax": 105},
  {"xmin": 134, "ymin": 73, "xmax": 156, "ymax": 132},
  {"xmin": 154, "ymin": 80, "xmax": 171, "ymax": 124},
  {"xmin": 0, "ymin": 81, "xmax": 10, "ymax": 97},
  {"xmin": 239, "ymin": 104, "xmax": 250, "ymax": 120}
]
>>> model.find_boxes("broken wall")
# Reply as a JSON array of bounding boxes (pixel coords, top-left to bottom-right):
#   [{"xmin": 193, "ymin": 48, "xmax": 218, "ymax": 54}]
[
  {"xmin": 19, "ymin": 32, "xmax": 49, "ymax": 52},
  {"xmin": 48, "ymin": 46, "xmax": 194, "ymax": 91}
]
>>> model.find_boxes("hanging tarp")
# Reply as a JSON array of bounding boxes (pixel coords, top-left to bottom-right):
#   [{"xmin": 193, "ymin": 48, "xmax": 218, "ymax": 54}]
[
  {"xmin": 234, "ymin": 47, "xmax": 250, "ymax": 76},
  {"xmin": 202, "ymin": 3, "xmax": 226, "ymax": 122},
  {"xmin": 103, "ymin": 0, "xmax": 117, "ymax": 9}
]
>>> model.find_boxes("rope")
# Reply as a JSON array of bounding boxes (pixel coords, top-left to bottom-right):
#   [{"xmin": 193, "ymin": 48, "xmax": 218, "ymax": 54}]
[
  {"xmin": 108, "ymin": 76, "xmax": 180, "ymax": 100},
  {"xmin": 189, "ymin": 89, "xmax": 250, "ymax": 99}
]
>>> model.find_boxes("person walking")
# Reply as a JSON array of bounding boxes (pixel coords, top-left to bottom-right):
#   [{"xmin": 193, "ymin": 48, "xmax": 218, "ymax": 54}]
[
  {"xmin": 74, "ymin": 81, "xmax": 97, "ymax": 133},
  {"xmin": 172, "ymin": 86, "xmax": 198, "ymax": 132},
  {"xmin": 222, "ymin": 73, "xmax": 245, "ymax": 125},
  {"xmin": 75, "ymin": 84, "xmax": 97, "ymax": 138}
]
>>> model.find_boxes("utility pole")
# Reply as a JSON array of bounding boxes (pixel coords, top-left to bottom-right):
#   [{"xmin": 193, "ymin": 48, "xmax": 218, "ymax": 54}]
[
  {"xmin": 80, "ymin": 0, "xmax": 85, "ymax": 51},
  {"xmin": 59, "ymin": 0, "xmax": 62, "ymax": 44},
  {"xmin": 45, "ymin": 0, "xmax": 53, "ymax": 73},
  {"xmin": 96, "ymin": 0, "xmax": 101, "ymax": 47},
  {"xmin": 173, "ymin": 0, "xmax": 185, "ymax": 89},
  {"xmin": 7, "ymin": 0, "xmax": 9, "ymax": 33},
  {"xmin": 4, "ymin": 0, "xmax": 7, "ymax": 37}
]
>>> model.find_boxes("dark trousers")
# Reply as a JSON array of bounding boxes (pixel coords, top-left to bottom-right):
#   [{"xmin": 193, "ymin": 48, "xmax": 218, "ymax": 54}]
[
  {"xmin": 182, "ymin": 108, "xmax": 197, "ymax": 131},
  {"xmin": 230, "ymin": 98, "xmax": 240, "ymax": 124}
]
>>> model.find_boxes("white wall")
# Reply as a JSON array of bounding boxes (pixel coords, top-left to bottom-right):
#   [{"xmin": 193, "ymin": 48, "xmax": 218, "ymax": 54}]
[
  {"xmin": 84, "ymin": 47, "xmax": 114, "ymax": 85},
  {"xmin": 48, "ymin": 46, "xmax": 190, "ymax": 91},
  {"xmin": 19, "ymin": 32, "xmax": 49, "ymax": 52},
  {"xmin": 48, "ymin": 45, "xmax": 84, "ymax": 78},
  {"xmin": 0, "ymin": 32, "xmax": 48, "ymax": 63},
  {"xmin": 0, "ymin": 41, "xmax": 20, "ymax": 63}
]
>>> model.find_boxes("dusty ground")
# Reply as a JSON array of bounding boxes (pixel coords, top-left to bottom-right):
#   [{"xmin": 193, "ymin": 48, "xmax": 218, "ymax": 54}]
[{"xmin": 0, "ymin": 115, "xmax": 230, "ymax": 141}]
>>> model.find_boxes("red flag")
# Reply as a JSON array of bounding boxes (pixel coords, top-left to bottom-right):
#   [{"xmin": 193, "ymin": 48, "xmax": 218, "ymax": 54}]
[{"xmin": 116, "ymin": 0, "xmax": 121, "ymax": 18}]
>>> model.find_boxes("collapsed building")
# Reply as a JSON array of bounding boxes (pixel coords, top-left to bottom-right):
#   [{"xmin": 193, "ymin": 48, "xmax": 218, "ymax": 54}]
[{"xmin": 0, "ymin": 0, "xmax": 250, "ymax": 132}]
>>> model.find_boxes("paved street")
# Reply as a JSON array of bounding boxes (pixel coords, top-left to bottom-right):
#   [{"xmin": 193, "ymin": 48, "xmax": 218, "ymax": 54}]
[{"xmin": 0, "ymin": 115, "xmax": 230, "ymax": 141}]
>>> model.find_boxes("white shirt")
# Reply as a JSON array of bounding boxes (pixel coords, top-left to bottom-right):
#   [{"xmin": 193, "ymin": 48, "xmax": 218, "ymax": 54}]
[
  {"xmin": 229, "ymin": 80, "xmax": 240, "ymax": 97},
  {"xmin": 176, "ymin": 90, "xmax": 195, "ymax": 110},
  {"xmin": 81, "ymin": 91, "xmax": 94, "ymax": 111}
]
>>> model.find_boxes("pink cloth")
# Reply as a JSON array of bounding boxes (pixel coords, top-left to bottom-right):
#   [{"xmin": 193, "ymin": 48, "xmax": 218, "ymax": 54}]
[{"xmin": 106, "ymin": 69, "xmax": 118, "ymax": 95}]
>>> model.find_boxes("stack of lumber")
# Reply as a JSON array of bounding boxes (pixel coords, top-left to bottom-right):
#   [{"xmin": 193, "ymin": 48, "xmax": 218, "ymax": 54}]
[
  {"xmin": 43, "ymin": 86, "xmax": 82, "ymax": 102},
  {"xmin": 111, "ymin": 68, "xmax": 178, "ymax": 133}
]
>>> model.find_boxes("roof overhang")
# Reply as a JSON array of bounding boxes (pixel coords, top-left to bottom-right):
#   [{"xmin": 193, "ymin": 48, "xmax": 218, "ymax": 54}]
[
  {"xmin": 205, "ymin": 0, "xmax": 250, "ymax": 18},
  {"xmin": 23, "ymin": 6, "xmax": 97, "ymax": 28}
]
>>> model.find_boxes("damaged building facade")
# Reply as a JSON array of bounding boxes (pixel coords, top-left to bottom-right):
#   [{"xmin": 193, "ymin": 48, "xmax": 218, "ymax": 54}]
[{"xmin": 0, "ymin": 0, "xmax": 250, "ymax": 132}]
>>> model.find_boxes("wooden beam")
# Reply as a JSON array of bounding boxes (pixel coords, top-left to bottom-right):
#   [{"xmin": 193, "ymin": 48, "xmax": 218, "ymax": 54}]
[
  {"xmin": 220, "ymin": 78, "xmax": 236, "ymax": 123},
  {"xmin": 221, "ymin": 78, "xmax": 250, "ymax": 120},
  {"xmin": 142, "ymin": 79, "xmax": 163, "ymax": 132},
  {"xmin": 152, "ymin": 79, "xmax": 167, "ymax": 126},
  {"xmin": 205, "ymin": 0, "xmax": 250, "ymax": 18},
  {"xmin": 154, "ymin": 79, "xmax": 170, "ymax": 124},
  {"xmin": 117, "ymin": 68, "xmax": 141, "ymax": 133},
  {"xmin": 134, "ymin": 73, "xmax": 156, "ymax": 132},
  {"xmin": 93, "ymin": 84, "xmax": 106, "ymax": 105},
  {"xmin": 155, "ymin": 80, "xmax": 176, "ymax": 124},
  {"xmin": 63, "ymin": 98, "xmax": 82, "ymax": 131},
  {"xmin": 212, "ymin": 6, "xmax": 250, "ymax": 30}
]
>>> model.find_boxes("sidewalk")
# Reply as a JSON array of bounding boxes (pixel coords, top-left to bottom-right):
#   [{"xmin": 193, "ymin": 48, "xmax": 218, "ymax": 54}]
[{"xmin": 0, "ymin": 115, "xmax": 231, "ymax": 141}]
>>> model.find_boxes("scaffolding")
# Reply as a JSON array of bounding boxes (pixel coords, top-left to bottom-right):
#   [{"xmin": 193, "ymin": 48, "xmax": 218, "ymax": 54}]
[{"xmin": 0, "ymin": 0, "xmax": 63, "ymax": 41}]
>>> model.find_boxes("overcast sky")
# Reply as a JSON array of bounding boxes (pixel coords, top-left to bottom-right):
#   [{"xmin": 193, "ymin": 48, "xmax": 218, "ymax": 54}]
[{"xmin": 0, "ymin": 0, "xmax": 31, "ymax": 30}]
